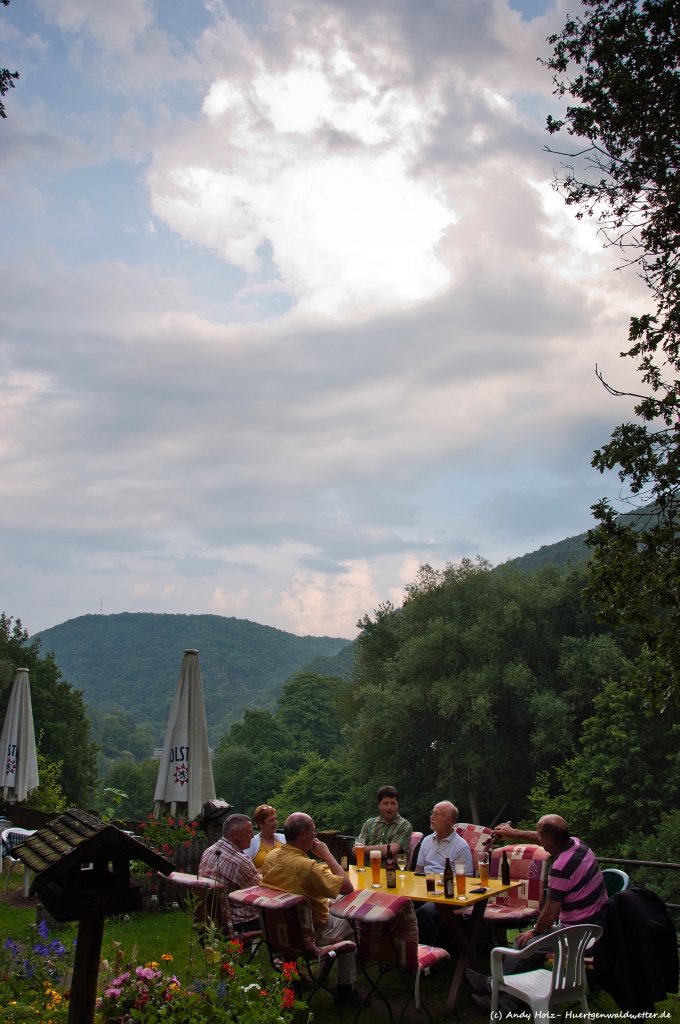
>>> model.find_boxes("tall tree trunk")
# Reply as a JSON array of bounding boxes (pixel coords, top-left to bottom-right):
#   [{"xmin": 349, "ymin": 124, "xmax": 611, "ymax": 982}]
[{"xmin": 468, "ymin": 787, "xmax": 480, "ymax": 825}]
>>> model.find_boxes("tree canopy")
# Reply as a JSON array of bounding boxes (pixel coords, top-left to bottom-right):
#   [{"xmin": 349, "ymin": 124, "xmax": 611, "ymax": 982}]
[
  {"xmin": 0, "ymin": 614, "xmax": 98, "ymax": 806},
  {"xmin": 544, "ymin": 0, "xmax": 680, "ymax": 694}
]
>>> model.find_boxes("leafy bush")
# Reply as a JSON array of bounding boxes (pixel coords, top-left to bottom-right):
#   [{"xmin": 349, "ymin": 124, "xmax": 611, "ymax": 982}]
[
  {"xmin": 0, "ymin": 920, "xmax": 74, "ymax": 1023},
  {"xmin": 139, "ymin": 816, "xmax": 205, "ymax": 855}
]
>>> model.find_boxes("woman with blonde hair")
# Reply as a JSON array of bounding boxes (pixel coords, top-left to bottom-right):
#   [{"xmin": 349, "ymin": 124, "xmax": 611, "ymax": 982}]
[{"xmin": 247, "ymin": 804, "xmax": 286, "ymax": 869}]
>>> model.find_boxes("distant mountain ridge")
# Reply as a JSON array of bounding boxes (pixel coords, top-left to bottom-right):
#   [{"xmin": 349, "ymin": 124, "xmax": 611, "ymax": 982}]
[{"xmin": 35, "ymin": 613, "xmax": 350, "ymax": 744}]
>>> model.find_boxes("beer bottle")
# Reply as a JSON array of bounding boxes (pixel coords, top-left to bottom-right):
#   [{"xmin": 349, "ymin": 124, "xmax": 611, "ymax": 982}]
[
  {"xmin": 443, "ymin": 857, "xmax": 454, "ymax": 898},
  {"xmin": 501, "ymin": 849, "xmax": 510, "ymax": 886},
  {"xmin": 340, "ymin": 838, "xmax": 349, "ymax": 871},
  {"xmin": 386, "ymin": 844, "xmax": 397, "ymax": 888}
]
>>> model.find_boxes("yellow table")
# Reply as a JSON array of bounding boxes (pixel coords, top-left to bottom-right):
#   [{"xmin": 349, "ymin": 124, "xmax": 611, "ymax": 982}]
[{"xmin": 348, "ymin": 866, "xmax": 522, "ymax": 1014}]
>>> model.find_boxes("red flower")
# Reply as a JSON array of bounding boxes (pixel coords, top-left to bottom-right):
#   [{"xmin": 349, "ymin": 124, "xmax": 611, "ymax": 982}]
[
  {"xmin": 220, "ymin": 963, "xmax": 235, "ymax": 979},
  {"xmin": 282, "ymin": 988, "xmax": 295, "ymax": 1009},
  {"xmin": 259, "ymin": 990, "xmax": 268, "ymax": 997},
  {"xmin": 282, "ymin": 962, "xmax": 298, "ymax": 981}
]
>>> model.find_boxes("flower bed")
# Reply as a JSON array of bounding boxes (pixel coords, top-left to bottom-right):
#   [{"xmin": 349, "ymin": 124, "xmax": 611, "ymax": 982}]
[{"xmin": 0, "ymin": 920, "xmax": 73, "ymax": 1023}]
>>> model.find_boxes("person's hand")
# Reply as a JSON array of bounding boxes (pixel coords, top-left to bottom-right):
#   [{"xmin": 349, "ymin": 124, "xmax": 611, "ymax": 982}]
[
  {"xmin": 311, "ymin": 838, "xmax": 332, "ymax": 862},
  {"xmin": 515, "ymin": 930, "xmax": 537, "ymax": 948},
  {"xmin": 491, "ymin": 823, "xmax": 515, "ymax": 839},
  {"xmin": 414, "ymin": 867, "xmax": 424, "ymax": 875}
]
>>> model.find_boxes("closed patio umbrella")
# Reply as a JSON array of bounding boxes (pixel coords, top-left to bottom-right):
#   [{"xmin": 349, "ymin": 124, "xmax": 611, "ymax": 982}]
[
  {"xmin": 153, "ymin": 649, "xmax": 215, "ymax": 821},
  {"xmin": 0, "ymin": 668, "xmax": 39, "ymax": 802}
]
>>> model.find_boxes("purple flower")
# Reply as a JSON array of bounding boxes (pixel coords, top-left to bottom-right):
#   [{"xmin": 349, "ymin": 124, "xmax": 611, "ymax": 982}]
[
  {"xmin": 136, "ymin": 967, "xmax": 156, "ymax": 981},
  {"xmin": 111, "ymin": 973, "xmax": 130, "ymax": 986},
  {"xmin": 4, "ymin": 939, "xmax": 18, "ymax": 956},
  {"xmin": 38, "ymin": 920, "xmax": 49, "ymax": 942},
  {"xmin": 105, "ymin": 987, "xmax": 123, "ymax": 999}
]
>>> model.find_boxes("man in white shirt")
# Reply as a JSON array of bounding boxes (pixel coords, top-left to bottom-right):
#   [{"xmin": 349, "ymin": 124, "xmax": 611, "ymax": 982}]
[{"xmin": 414, "ymin": 801, "xmax": 473, "ymax": 945}]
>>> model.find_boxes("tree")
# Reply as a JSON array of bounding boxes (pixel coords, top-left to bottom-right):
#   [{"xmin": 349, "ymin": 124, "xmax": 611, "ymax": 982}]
[
  {"xmin": 269, "ymin": 753, "xmax": 355, "ymax": 832},
  {"xmin": 98, "ymin": 758, "xmax": 159, "ymax": 821},
  {"xmin": 0, "ymin": 614, "xmax": 99, "ymax": 806},
  {"xmin": 0, "ymin": 0, "xmax": 19, "ymax": 119},
  {"xmin": 543, "ymin": 0, "xmax": 680, "ymax": 693},
  {"xmin": 344, "ymin": 560, "xmax": 626, "ymax": 830},
  {"xmin": 88, "ymin": 707, "xmax": 153, "ymax": 774},
  {"xmin": 277, "ymin": 672, "xmax": 344, "ymax": 758},
  {"xmin": 527, "ymin": 663, "xmax": 680, "ymax": 854}
]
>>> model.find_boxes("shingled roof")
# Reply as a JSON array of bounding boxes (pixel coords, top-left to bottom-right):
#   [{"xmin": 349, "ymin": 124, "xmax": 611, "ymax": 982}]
[{"xmin": 14, "ymin": 808, "xmax": 174, "ymax": 892}]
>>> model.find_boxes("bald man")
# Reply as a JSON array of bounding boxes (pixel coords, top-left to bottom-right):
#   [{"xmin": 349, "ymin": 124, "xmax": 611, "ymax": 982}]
[
  {"xmin": 413, "ymin": 801, "xmax": 473, "ymax": 946},
  {"xmin": 466, "ymin": 814, "xmax": 607, "ymax": 1013},
  {"xmin": 262, "ymin": 813, "xmax": 364, "ymax": 1008}
]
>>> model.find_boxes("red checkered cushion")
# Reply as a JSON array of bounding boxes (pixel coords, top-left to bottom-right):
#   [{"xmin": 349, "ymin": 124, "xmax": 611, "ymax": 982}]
[
  {"xmin": 330, "ymin": 890, "xmax": 449, "ymax": 973},
  {"xmin": 454, "ymin": 823, "xmax": 494, "ymax": 872},
  {"xmin": 484, "ymin": 844, "xmax": 550, "ymax": 925},
  {"xmin": 229, "ymin": 885, "xmax": 355, "ymax": 960}
]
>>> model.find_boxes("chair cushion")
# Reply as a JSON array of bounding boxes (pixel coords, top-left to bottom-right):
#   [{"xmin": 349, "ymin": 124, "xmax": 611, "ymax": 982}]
[
  {"xmin": 229, "ymin": 885, "xmax": 306, "ymax": 909},
  {"xmin": 170, "ymin": 872, "xmax": 222, "ymax": 890},
  {"xmin": 417, "ymin": 945, "xmax": 450, "ymax": 970},
  {"xmin": 484, "ymin": 903, "xmax": 539, "ymax": 924},
  {"xmin": 454, "ymin": 823, "xmax": 494, "ymax": 872},
  {"xmin": 330, "ymin": 890, "xmax": 410, "ymax": 923},
  {"xmin": 486, "ymin": 845, "xmax": 550, "ymax": 917}
]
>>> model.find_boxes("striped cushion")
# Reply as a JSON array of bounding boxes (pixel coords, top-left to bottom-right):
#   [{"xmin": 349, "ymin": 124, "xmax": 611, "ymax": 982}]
[
  {"xmin": 229, "ymin": 885, "xmax": 354, "ymax": 960},
  {"xmin": 484, "ymin": 844, "xmax": 550, "ymax": 922},
  {"xmin": 330, "ymin": 890, "xmax": 449, "ymax": 973}
]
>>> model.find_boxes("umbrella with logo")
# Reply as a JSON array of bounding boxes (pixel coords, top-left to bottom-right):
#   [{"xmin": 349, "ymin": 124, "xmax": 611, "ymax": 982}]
[
  {"xmin": 153, "ymin": 649, "xmax": 215, "ymax": 821},
  {"xmin": 0, "ymin": 668, "xmax": 39, "ymax": 802}
]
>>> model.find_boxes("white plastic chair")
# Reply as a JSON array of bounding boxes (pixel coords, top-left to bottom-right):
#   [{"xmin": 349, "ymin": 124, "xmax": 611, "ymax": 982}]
[
  {"xmin": 490, "ymin": 923, "xmax": 603, "ymax": 1018},
  {"xmin": 1, "ymin": 828, "xmax": 35, "ymax": 897}
]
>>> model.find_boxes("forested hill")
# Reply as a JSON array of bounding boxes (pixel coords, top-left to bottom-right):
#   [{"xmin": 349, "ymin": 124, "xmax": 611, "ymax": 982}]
[
  {"xmin": 35, "ymin": 613, "xmax": 350, "ymax": 744},
  {"xmin": 504, "ymin": 533, "xmax": 588, "ymax": 573}
]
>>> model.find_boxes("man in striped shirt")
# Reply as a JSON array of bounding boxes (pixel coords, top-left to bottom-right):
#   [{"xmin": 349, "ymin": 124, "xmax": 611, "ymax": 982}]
[
  {"xmin": 198, "ymin": 813, "xmax": 260, "ymax": 934},
  {"xmin": 466, "ymin": 814, "xmax": 607, "ymax": 1011}
]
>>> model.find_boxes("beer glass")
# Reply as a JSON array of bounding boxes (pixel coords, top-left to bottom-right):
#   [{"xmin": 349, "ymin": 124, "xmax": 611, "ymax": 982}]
[
  {"xmin": 396, "ymin": 853, "xmax": 407, "ymax": 877},
  {"xmin": 355, "ymin": 839, "xmax": 365, "ymax": 871},
  {"xmin": 454, "ymin": 859, "xmax": 467, "ymax": 900},
  {"xmin": 425, "ymin": 871, "xmax": 436, "ymax": 893},
  {"xmin": 478, "ymin": 851, "xmax": 489, "ymax": 888},
  {"xmin": 370, "ymin": 849, "xmax": 382, "ymax": 888}
]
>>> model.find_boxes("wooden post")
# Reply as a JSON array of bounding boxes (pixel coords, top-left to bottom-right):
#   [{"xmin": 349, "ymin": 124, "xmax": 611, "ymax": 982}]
[{"xmin": 68, "ymin": 916, "xmax": 105, "ymax": 1024}]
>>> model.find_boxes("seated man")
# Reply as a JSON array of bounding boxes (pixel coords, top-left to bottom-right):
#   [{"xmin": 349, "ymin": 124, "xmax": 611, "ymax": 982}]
[
  {"xmin": 466, "ymin": 814, "xmax": 608, "ymax": 1013},
  {"xmin": 262, "ymin": 812, "xmax": 364, "ymax": 1008},
  {"xmin": 198, "ymin": 813, "xmax": 260, "ymax": 935},
  {"xmin": 413, "ymin": 800, "xmax": 473, "ymax": 945},
  {"xmin": 353, "ymin": 785, "xmax": 413, "ymax": 863}
]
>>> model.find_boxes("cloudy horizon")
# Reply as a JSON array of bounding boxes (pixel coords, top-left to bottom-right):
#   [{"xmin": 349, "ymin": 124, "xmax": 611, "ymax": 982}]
[{"xmin": 1, "ymin": 0, "xmax": 649, "ymax": 638}]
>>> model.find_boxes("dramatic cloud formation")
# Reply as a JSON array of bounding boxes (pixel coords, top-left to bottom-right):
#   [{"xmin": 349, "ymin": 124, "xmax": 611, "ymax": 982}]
[{"xmin": 0, "ymin": 0, "xmax": 649, "ymax": 637}]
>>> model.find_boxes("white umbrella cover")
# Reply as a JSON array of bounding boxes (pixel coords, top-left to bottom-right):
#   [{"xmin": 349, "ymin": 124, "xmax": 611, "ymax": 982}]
[
  {"xmin": 154, "ymin": 649, "xmax": 215, "ymax": 821},
  {"xmin": 0, "ymin": 668, "xmax": 39, "ymax": 802}
]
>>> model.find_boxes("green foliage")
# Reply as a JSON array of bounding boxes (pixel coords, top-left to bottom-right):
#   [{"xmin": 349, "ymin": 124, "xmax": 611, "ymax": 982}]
[
  {"xmin": 89, "ymin": 707, "xmax": 153, "ymax": 775},
  {"xmin": 36, "ymin": 613, "xmax": 350, "ymax": 744},
  {"xmin": 544, "ymin": 1, "xmax": 680, "ymax": 693},
  {"xmin": 624, "ymin": 810, "xmax": 680, "ymax": 914},
  {"xmin": 343, "ymin": 559, "xmax": 628, "ymax": 830},
  {"xmin": 24, "ymin": 751, "xmax": 67, "ymax": 813},
  {"xmin": 0, "ymin": 921, "xmax": 73, "ymax": 1022},
  {"xmin": 269, "ymin": 753, "xmax": 355, "ymax": 831},
  {"xmin": 0, "ymin": 613, "xmax": 98, "ymax": 806},
  {"xmin": 533, "ymin": 666, "xmax": 680, "ymax": 854},
  {"xmin": 139, "ymin": 816, "xmax": 205, "ymax": 853},
  {"xmin": 504, "ymin": 533, "xmax": 588, "ymax": 574},
  {"xmin": 98, "ymin": 758, "xmax": 160, "ymax": 821},
  {"xmin": 212, "ymin": 673, "xmax": 344, "ymax": 814}
]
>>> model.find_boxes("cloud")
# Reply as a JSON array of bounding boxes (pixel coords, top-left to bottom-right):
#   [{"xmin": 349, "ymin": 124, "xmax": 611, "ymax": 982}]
[{"xmin": 0, "ymin": 0, "xmax": 654, "ymax": 640}]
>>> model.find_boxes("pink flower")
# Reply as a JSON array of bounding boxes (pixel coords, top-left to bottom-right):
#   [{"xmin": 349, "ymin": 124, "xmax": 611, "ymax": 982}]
[
  {"xmin": 111, "ymin": 973, "xmax": 130, "ymax": 986},
  {"xmin": 104, "ymin": 988, "xmax": 123, "ymax": 999},
  {"xmin": 136, "ymin": 967, "xmax": 157, "ymax": 981}
]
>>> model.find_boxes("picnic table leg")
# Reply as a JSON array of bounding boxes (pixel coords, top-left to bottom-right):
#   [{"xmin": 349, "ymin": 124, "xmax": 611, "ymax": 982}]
[
  {"xmin": 439, "ymin": 900, "xmax": 488, "ymax": 1016},
  {"xmin": 22, "ymin": 864, "xmax": 30, "ymax": 898}
]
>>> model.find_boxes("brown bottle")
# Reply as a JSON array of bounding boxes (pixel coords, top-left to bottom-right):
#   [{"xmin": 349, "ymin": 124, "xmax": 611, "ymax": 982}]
[
  {"xmin": 443, "ymin": 856, "xmax": 454, "ymax": 898},
  {"xmin": 385, "ymin": 845, "xmax": 397, "ymax": 888},
  {"xmin": 340, "ymin": 838, "xmax": 349, "ymax": 871},
  {"xmin": 501, "ymin": 849, "xmax": 510, "ymax": 886}
]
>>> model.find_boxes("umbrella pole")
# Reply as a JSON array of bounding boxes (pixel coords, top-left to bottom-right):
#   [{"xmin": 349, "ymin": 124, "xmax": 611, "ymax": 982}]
[{"xmin": 68, "ymin": 915, "xmax": 105, "ymax": 1024}]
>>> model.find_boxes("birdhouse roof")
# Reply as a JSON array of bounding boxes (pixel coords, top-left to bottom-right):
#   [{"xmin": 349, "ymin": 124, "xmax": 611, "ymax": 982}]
[{"xmin": 13, "ymin": 808, "xmax": 174, "ymax": 889}]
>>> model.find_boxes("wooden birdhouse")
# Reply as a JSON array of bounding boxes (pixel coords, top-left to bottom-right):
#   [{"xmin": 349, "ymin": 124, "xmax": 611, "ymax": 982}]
[{"xmin": 14, "ymin": 808, "xmax": 174, "ymax": 1024}]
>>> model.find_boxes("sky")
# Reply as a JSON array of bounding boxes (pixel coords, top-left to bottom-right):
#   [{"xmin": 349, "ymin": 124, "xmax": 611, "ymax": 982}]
[{"xmin": 0, "ymin": 0, "xmax": 649, "ymax": 639}]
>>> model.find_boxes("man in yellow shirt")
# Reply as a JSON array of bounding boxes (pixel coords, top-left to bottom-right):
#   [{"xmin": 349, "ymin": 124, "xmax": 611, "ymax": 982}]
[{"xmin": 262, "ymin": 812, "xmax": 362, "ymax": 1007}]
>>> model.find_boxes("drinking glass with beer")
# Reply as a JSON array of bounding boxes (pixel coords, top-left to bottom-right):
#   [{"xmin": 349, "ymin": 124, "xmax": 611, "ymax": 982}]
[
  {"xmin": 355, "ymin": 839, "xmax": 365, "ymax": 871},
  {"xmin": 370, "ymin": 849, "xmax": 382, "ymax": 888},
  {"xmin": 454, "ymin": 859, "xmax": 467, "ymax": 900},
  {"xmin": 478, "ymin": 851, "xmax": 489, "ymax": 888}
]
